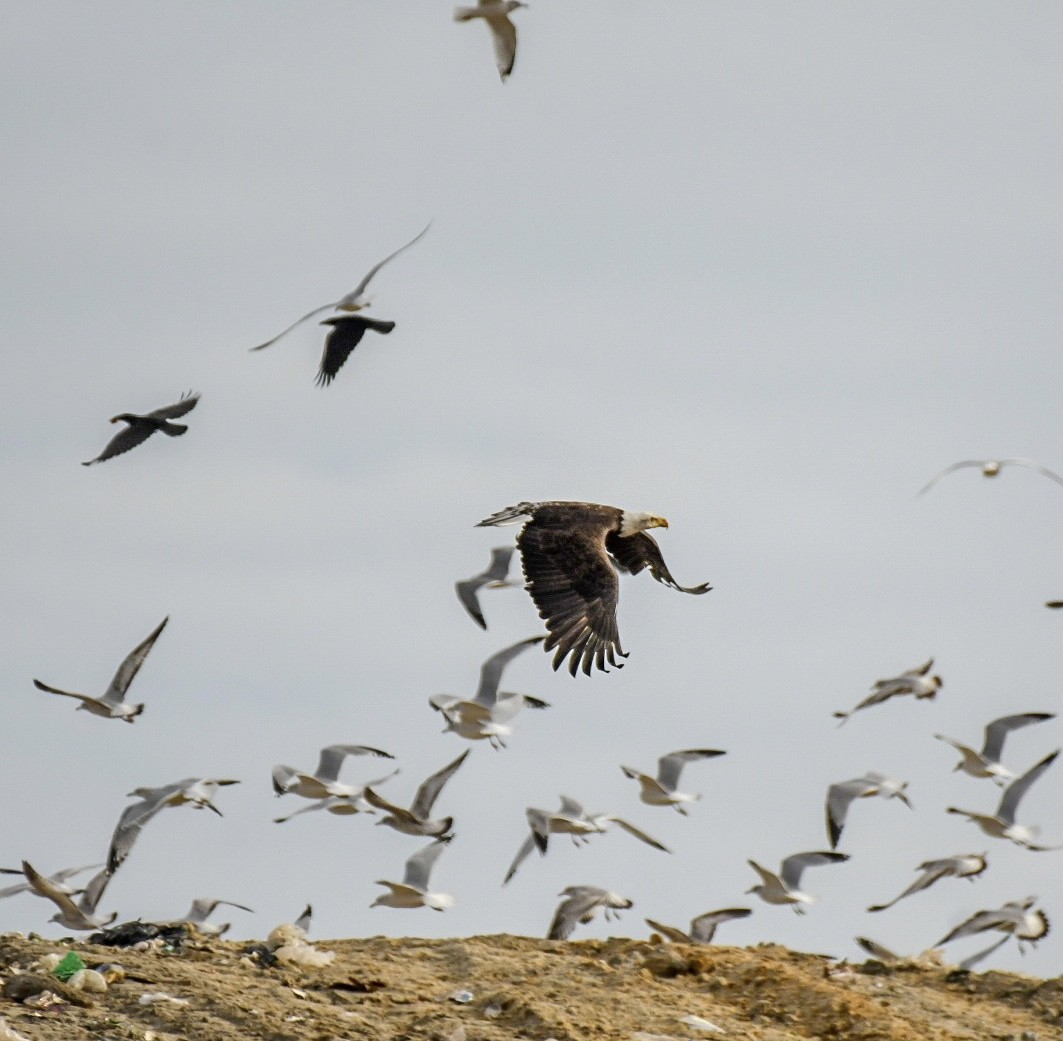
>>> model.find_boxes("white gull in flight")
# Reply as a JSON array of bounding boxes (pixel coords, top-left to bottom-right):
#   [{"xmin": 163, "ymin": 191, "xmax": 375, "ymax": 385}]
[
  {"xmin": 934, "ymin": 712, "xmax": 1055, "ymax": 786},
  {"xmin": 621, "ymin": 747, "xmax": 726, "ymax": 815},
  {"xmin": 547, "ymin": 886, "xmax": 632, "ymax": 940},
  {"xmin": 746, "ymin": 851, "xmax": 850, "ymax": 913},
  {"xmin": 946, "ymin": 750, "xmax": 1063, "ymax": 850},
  {"xmin": 918, "ymin": 458, "xmax": 1063, "ymax": 497},
  {"xmin": 867, "ymin": 852, "xmax": 987, "ymax": 913},
  {"xmin": 250, "ymin": 223, "xmax": 429, "ymax": 352},
  {"xmin": 455, "ymin": 547, "xmax": 518, "ymax": 629},
  {"xmin": 833, "ymin": 658, "xmax": 941, "ymax": 725},
  {"xmin": 371, "ymin": 837, "xmax": 455, "ymax": 911},
  {"xmin": 33, "ymin": 616, "xmax": 169, "ymax": 723},
  {"xmin": 364, "ymin": 750, "xmax": 469, "ymax": 838},
  {"xmin": 645, "ymin": 907, "xmax": 752, "ymax": 945},
  {"xmin": 825, "ymin": 772, "xmax": 911, "ymax": 849},
  {"xmin": 272, "ymin": 744, "xmax": 395, "ymax": 801}
]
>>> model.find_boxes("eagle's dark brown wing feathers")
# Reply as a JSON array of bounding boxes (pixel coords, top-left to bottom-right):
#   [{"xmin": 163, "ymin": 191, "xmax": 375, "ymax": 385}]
[
  {"xmin": 605, "ymin": 531, "xmax": 712, "ymax": 595},
  {"xmin": 518, "ymin": 523, "xmax": 626, "ymax": 675}
]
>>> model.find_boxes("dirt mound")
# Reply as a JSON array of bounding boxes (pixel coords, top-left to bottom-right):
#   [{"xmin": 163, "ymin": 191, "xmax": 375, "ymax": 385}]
[{"xmin": 0, "ymin": 930, "xmax": 1059, "ymax": 1041}]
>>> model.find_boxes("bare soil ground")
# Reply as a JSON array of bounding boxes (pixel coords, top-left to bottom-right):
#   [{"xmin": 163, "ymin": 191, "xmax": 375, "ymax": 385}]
[{"xmin": 0, "ymin": 930, "xmax": 1060, "ymax": 1041}]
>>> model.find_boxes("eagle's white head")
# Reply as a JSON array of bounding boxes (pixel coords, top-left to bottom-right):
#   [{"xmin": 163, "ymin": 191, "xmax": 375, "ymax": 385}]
[{"xmin": 618, "ymin": 511, "xmax": 669, "ymax": 537}]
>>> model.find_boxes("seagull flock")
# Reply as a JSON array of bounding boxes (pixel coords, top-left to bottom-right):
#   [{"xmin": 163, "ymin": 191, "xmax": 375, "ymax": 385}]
[{"xmin": 6, "ymin": 4, "xmax": 1063, "ymax": 973}]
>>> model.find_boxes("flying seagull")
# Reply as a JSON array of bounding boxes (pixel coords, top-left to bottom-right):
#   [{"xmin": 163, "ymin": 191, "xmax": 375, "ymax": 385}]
[
  {"xmin": 33, "ymin": 616, "xmax": 168, "ymax": 723},
  {"xmin": 935, "ymin": 896, "xmax": 1050, "ymax": 953},
  {"xmin": 825, "ymin": 772, "xmax": 911, "ymax": 849},
  {"xmin": 82, "ymin": 392, "xmax": 199, "ymax": 466},
  {"xmin": 455, "ymin": 547, "xmax": 518, "ymax": 629},
  {"xmin": 855, "ymin": 933, "xmax": 1007, "ymax": 971},
  {"xmin": 108, "ymin": 777, "xmax": 240, "ymax": 872},
  {"xmin": 180, "ymin": 898, "xmax": 254, "ymax": 937},
  {"xmin": 272, "ymin": 744, "xmax": 395, "ymax": 801},
  {"xmin": 833, "ymin": 658, "xmax": 942, "ymax": 725},
  {"xmin": 453, "ymin": 1, "xmax": 526, "ymax": 81},
  {"xmin": 20, "ymin": 861, "xmax": 117, "ymax": 931},
  {"xmin": 477, "ymin": 501, "xmax": 710, "ymax": 676},
  {"xmin": 363, "ymin": 749, "xmax": 469, "ymax": 838},
  {"xmin": 947, "ymin": 749, "xmax": 1063, "ymax": 850},
  {"xmin": 547, "ymin": 886, "xmax": 632, "ymax": 940},
  {"xmin": 503, "ymin": 795, "xmax": 668, "ymax": 885},
  {"xmin": 429, "ymin": 636, "xmax": 549, "ymax": 749},
  {"xmin": 867, "ymin": 853, "xmax": 987, "ymax": 913},
  {"xmin": 918, "ymin": 458, "xmax": 1063, "ymax": 496},
  {"xmin": 272, "ymin": 767, "xmax": 399, "ymax": 823},
  {"xmin": 745, "ymin": 851, "xmax": 850, "ymax": 913},
  {"xmin": 249, "ymin": 223, "xmax": 429, "ymax": 352},
  {"xmin": 935, "ymin": 713, "xmax": 1055, "ymax": 786},
  {"xmin": 645, "ymin": 907, "xmax": 752, "ymax": 945},
  {"xmin": 371, "ymin": 837, "xmax": 455, "ymax": 911},
  {"xmin": 620, "ymin": 748, "xmax": 726, "ymax": 814},
  {"xmin": 0, "ymin": 863, "xmax": 104, "ymax": 902}
]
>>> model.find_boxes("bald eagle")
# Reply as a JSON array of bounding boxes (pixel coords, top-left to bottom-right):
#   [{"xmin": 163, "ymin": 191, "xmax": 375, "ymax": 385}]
[{"xmin": 476, "ymin": 501, "xmax": 710, "ymax": 676}]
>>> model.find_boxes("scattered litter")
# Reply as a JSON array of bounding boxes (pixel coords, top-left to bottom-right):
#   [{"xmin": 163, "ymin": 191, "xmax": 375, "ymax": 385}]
[
  {"xmin": 289, "ymin": 987, "xmax": 309, "ymax": 999},
  {"xmin": 679, "ymin": 1015, "xmax": 725, "ymax": 1033},
  {"xmin": 2, "ymin": 972, "xmax": 94, "ymax": 1009},
  {"xmin": 33, "ymin": 954, "xmax": 61, "ymax": 973},
  {"xmin": 52, "ymin": 952, "xmax": 85, "ymax": 981},
  {"xmin": 89, "ymin": 921, "xmax": 188, "ymax": 950},
  {"xmin": 95, "ymin": 963, "xmax": 126, "ymax": 984},
  {"xmin": 23, "ymin": 990, "xmax": 64, "ymax": 1010},
  {"xmin": 67, "ymin": 969, "xmax": 107, "ymax": 993},
  {"xmin": 448, "ymin": 989, "xmax": 474, "ymax": 1004},
  {"xmin": 447, "ymin": 1027, "xmax": 467, "ymax": 1041},
  {"xmin": 138, "ymin": 992, "xmax": 189, "ymax": 1006},
  {"xmin": 632, "ymin": 1033, "xmax": 679, "ymax": 1041},
  {"xmin": 273, "ymin": 942, "xmax": 335, "ymax": 968},
  {"xmin": 483, "ymin": 1001, "xmax": 503, "ymax": 1019}
]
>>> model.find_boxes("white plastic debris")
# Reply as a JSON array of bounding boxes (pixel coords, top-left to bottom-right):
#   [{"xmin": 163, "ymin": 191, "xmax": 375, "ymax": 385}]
[
  {"xmin": 679, "ymin": 1015, "xmax": 725, "ymax": 1033},
  {"xmin": 67, "ymin": 969, "xmax": 108, "ymax": 993},
  {"xmin": 273, "ymin": 942, "xmax": 335, "ymax": 968},
  {"xmin": 138, "ymin": 992, "xmax": 190, "ymax": 1006}
]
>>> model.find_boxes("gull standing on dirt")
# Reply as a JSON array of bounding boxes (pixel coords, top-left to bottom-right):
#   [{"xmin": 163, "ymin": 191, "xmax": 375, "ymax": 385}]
[
  {"xmin": 833, "ymin": 659, "xmax": 942, "ymax": 725},
  {"xmin": 947, "ymin": 750, "xmax": 1062, "ymax": 850},
  {"xmin": 935, "ymin": 896, "xmax": 1050, "ymax": 952},
  {"xmin": 547, "ymin": 886, "xmax": 633, "ymax": 940},
  {"xmin": 825, "ymin": 773, "xmax": 911, "ymax": 849},
  {"xmin": 867, "ymin": 853, "xmax": 988, "ymax": 912},
  {"xmin": 33, "ymin": 616, "xmax": 168, "ymax": 723},
  {"xmin": 934, "ymin": 713, "xmax": 1055, "ymax": 786},
  {"xmin": 917, "ymin": 458, "xmax": 1063, "ymax": 496},
  {"xmin": 620, "ymin": 748, "xmax": 726, "ymax": 814},
  {"xmin": 82, "ymin": 392, "xmax": 200, "ymax": 466},
  {"xmin": 503, "ymin": 795, "xmax": 669, "ymax": 885},
  {"xmin": 746, "ymin": 851, "xmax": 850, "ymax": 913},
  {"xmin": 455, "ymin": 547, "xmax": 518, "ymax": 629},
  {"xmin": 272, "ymin": 744, "xmax": 395, "ymax": 801},
  {"xmin": 108, "ymin": 778, "xmax": 240, "ymax": 872},
  {"xmin": 453, "ymin": 1, "xmax": 526, "ymax": 81},
  {"xmin": 0, "ymin": 863, "xmax": 103, "ymax": 901},
  {"xmin": 180, "ymin": 898, "xmax": 254, "ymax": 937},
  {"xmin": 364, "ymin": 750, "xmax": 469, "ymax": 838},
  {"xmin": 645, "ymin": 907, "xmax": 752, "ymax": 944},
  {"xmin": 429, "ymin": 636, "xmax": 548, "ymax": 749},
  {"xmin": 371, "ymin": 837, "xmax": 455, "ymax": 911},
  {"xmin": 20, "ymin": 861, "xmax": 117, "ymax": 931},
  {"xmin": 249, "ymin": 223, "xmax": 429, "ymax": 351}
]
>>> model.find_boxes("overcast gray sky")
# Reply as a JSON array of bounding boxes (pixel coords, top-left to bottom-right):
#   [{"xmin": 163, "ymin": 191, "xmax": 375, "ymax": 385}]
[{"xmin": 3, "ymin": 2, "xmax": 1063, "ymax": 972}]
